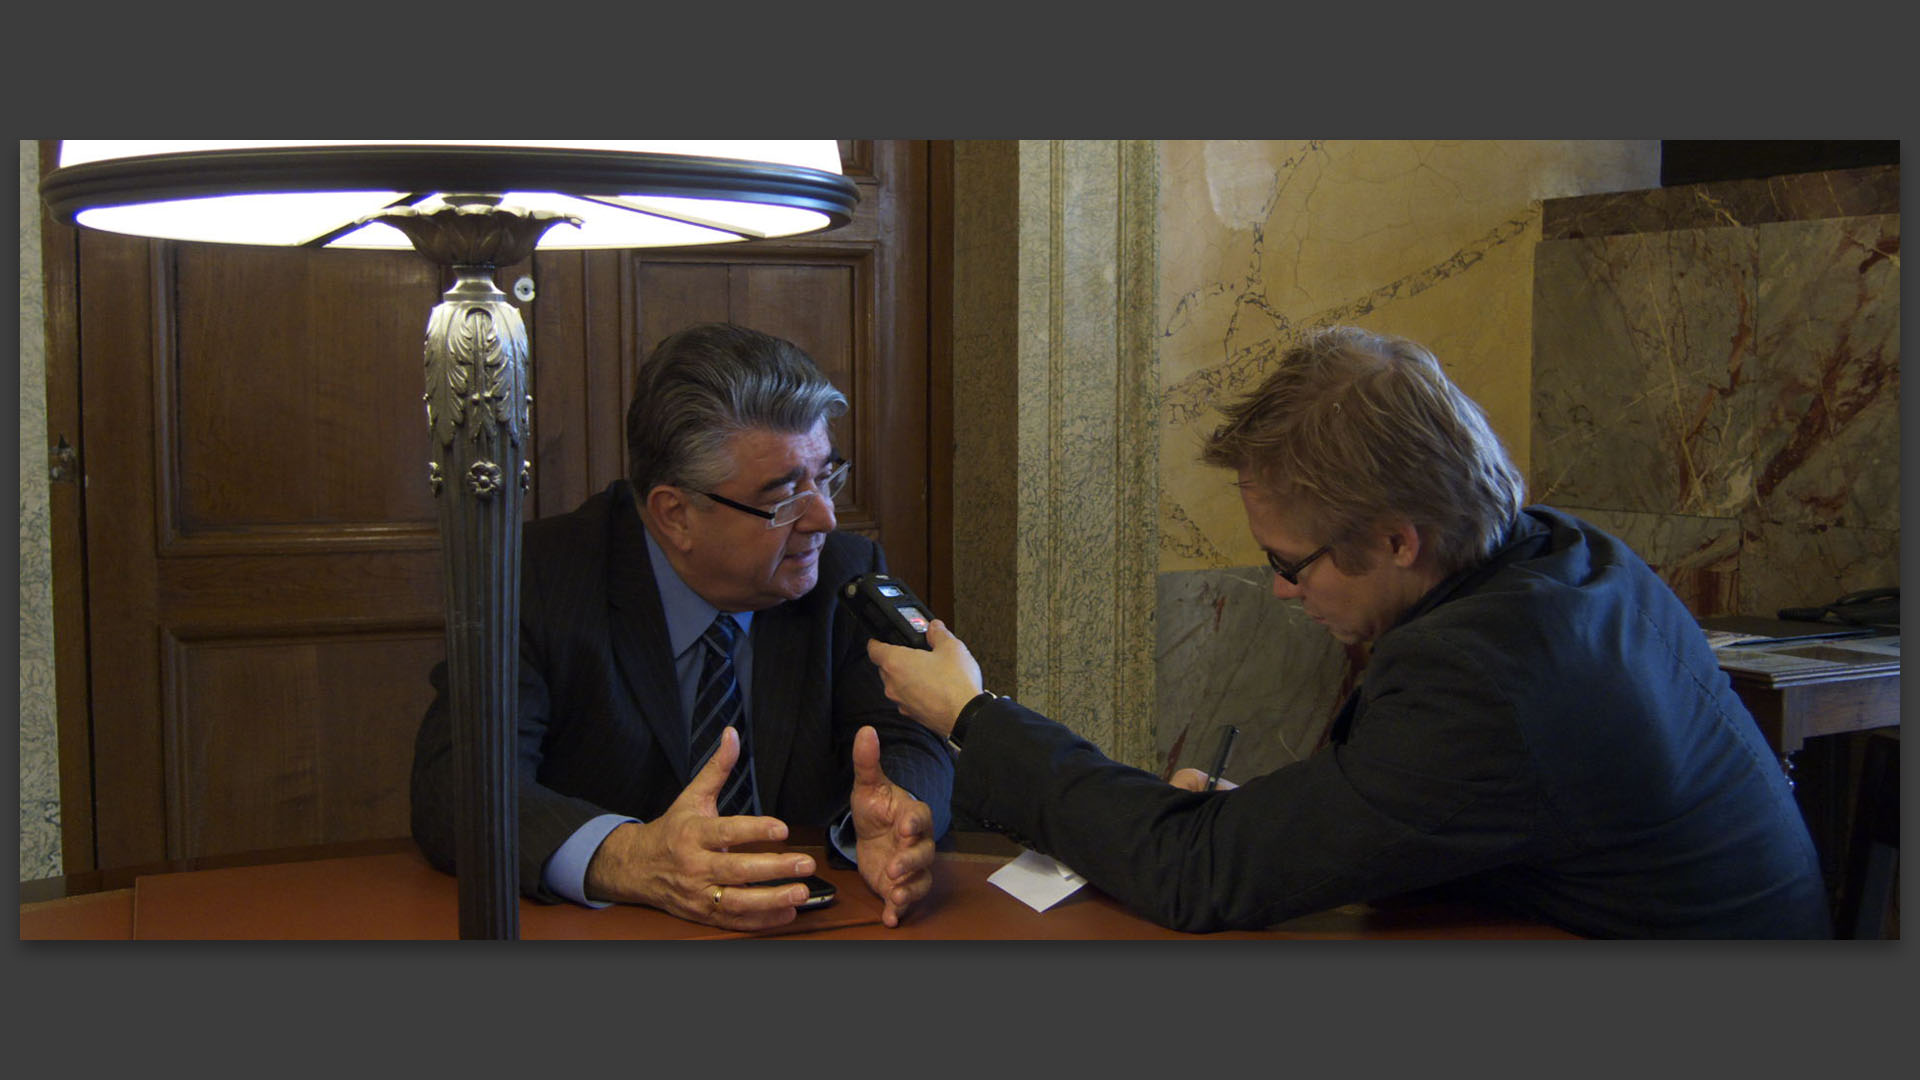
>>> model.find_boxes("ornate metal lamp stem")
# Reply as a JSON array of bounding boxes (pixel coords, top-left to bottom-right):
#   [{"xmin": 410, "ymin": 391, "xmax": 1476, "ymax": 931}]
[{"xmin": 371, "ymin": 199, "xmax": 578, "ymax": 939}]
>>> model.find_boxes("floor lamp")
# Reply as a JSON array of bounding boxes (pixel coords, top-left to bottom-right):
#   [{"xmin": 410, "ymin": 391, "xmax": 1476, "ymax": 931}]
[{"xmin": 40, "ymin": 140, "xmax": 859, "ymax": 939}]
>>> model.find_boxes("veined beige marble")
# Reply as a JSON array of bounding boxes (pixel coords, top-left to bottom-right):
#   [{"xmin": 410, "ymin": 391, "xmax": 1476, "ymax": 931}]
[
  {"xmin": 1738, "ymin": 518, "xmax": 1900, "ymax": 619},
  {"xmin": 1532, "ymin": 227, "xmax": 1760, "ymax": 518},
  {"xmin": 1157, "ymin": 140, "xmax": 1659, "ymax": 572},
  {"xmin": 1532, "ymin": 184, "xmax": 1898, "ymax": 617},
  {"xmin": 1751, "ymin": 215, "xmax": 1900, "ymax": 532}
]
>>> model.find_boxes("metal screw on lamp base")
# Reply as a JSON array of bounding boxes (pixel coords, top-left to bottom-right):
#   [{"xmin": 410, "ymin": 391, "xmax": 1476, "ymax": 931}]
[{"xmin": 373, "ymin": 199, "xmax": 579, "ymax": 940}]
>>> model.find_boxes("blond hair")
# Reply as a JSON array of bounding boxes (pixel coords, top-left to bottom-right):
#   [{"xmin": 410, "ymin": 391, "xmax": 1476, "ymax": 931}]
[{"xmin": 1200, "ymin": 327, "xmax": 1525, "ymax": 575}]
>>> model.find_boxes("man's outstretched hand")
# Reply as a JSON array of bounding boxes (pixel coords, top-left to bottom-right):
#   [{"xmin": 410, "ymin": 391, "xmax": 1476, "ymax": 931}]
[
  {"xmin": 849, "ymin": 725, "xmax": 936, "ymax": 927},
  {"xmin": 583, "ymin": 727, "xmax": 817, "ymax": 930}
]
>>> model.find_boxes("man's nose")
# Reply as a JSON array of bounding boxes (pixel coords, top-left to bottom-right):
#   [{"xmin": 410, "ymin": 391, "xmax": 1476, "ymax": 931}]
[
  {"xmin": 1270, "ymin": 572, "xmax": 1302, "ymax": 600},
  {"xmin": 797, "ymin": 490, "xmax": 837, "ymax": 532}
]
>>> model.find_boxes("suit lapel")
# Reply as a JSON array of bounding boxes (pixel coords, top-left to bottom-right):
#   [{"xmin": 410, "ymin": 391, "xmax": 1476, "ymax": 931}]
[
  {"xmin": 746, "ymin": 598, "xmax": 814, "ymax": 813},
  {"xmin": 605, "ymin": 495, "xmax": 695, "ymax": 786}
]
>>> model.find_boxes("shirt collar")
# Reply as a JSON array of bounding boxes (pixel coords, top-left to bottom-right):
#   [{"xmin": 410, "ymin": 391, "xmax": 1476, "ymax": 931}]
[{"xmin": 642, "ymin": 527, "xmax": 753, "ymax": 660}]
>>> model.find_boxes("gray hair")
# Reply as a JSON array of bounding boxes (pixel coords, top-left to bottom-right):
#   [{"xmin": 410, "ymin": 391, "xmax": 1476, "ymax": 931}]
[
  {"xmin": 626, "ymin": 323, "xmax": 847, "ymax": 496},
  {"xmin": 1199, "ymin": 326, "xmax": 1526, "ymax": 576}
]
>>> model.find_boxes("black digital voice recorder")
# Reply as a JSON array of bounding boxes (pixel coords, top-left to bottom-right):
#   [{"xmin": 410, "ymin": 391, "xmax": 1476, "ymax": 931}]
[{"xmin": 840, "ymin": 572, "xmax": 935, "ymax": 650}]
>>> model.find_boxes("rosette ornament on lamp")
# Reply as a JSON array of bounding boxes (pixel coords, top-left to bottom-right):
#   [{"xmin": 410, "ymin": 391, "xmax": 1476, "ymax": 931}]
[{"xmin": 41, "ymin": 141, "xmax": 859, "ymax": 939}]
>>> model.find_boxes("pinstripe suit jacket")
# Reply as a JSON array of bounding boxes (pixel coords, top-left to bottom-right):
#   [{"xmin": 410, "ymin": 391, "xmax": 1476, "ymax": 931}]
[{"xmin": 409, "ymin": 481, "xmax": 955, "ymax": 902}]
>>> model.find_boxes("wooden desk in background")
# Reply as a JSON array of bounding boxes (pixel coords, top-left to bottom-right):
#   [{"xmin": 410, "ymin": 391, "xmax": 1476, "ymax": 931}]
[
  {"xmin": 1726, "ymin": 666, "xmax": 1900, "ymax": 763},
  {"xmin": 1706, "ymin": 623, "xmax": 1901, "ymax": 925},
  {"xmin": 20, "ymin": 833, "xmax": 1578, "ymax": 941}
]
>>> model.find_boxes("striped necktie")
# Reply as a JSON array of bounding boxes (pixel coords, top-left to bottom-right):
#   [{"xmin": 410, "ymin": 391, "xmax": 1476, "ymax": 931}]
[{"xmin": 691, "ymin": 613, "xmax": 755, "ymax": 816}]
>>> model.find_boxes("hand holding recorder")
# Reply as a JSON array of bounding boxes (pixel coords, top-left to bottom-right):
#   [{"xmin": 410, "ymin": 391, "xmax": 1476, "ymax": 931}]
[{"xmin": 852, "ymin": 572, "xmax": 985, "ymax": 743}]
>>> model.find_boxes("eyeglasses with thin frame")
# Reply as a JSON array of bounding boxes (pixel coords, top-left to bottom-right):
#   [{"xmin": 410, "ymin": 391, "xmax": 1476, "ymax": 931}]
[
  {"xmin": 1266, "ymin": 543, "xmax": 1330, "ymax": 585},
  {"xmin": 697, "ymin": 458, "xmax": 850, "ymax": 529}
]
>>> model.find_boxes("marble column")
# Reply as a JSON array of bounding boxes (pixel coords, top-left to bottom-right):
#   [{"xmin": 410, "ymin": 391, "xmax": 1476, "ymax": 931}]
[
  {"xmin": 19, "ymin": 140, "xmax": 61, "ymax": 882},
  {"xmin": 951, "ymin": 140, "xmax": 1160, "ymax": 768}
]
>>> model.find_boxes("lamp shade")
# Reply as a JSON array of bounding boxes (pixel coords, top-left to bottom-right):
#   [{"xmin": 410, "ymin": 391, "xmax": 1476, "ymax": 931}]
[{"xmin": 41, "ymin": 140, "xmax": 858, "ymax": 250}]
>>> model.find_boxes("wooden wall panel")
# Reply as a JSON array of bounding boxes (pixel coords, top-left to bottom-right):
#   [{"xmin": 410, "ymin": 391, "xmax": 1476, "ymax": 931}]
[
  {"xmin": 168, "ymin": 244, "xmax": 441, "ymax": 532},
  {"xmin": 79, "ymin": 230, "xmax": 169, "ymax": 868},
  {"xmin": 635, "ymin": 261, "xmax": 732, "ymax": 354},
  {"xmin": 164, "ymin": 628, "xmax": 442, "ymax": 859}
]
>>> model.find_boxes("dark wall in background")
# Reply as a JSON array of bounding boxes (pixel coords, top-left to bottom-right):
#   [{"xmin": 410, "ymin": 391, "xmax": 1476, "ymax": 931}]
[{"xmin": 1661, "ymin": 140, "xmax": 1899, "ymax": 186}]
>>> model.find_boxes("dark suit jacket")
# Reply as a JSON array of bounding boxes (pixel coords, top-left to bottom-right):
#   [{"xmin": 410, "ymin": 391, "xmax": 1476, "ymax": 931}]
[
  {"xmin": 953, "ymin": 507, "xmax": 1830, "ymax": 938},
  {"xmin": 410, "ymin": 480, "xmax": 955, "ymax": 902}
]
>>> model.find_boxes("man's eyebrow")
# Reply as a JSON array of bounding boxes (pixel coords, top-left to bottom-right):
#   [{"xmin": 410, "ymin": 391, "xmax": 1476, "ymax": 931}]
[
  {"xmin": 752, "ymin": 466, "xmax": 808, "ymax": 496},
  {"xmin": 751, "ymin": 454, "xmax": 838, "ymax": 497}
]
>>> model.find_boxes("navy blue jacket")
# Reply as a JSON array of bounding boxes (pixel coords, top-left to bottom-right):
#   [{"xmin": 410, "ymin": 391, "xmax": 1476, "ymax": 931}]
[{"xmin": 955, "ymin": 508, "xmax": 1830, "ymax": 937}]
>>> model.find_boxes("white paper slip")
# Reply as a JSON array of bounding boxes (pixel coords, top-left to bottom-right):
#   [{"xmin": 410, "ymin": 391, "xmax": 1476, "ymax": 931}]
[{"xmin": 987, "ymin": 848, "xmax": 1088, "ymax": 913}]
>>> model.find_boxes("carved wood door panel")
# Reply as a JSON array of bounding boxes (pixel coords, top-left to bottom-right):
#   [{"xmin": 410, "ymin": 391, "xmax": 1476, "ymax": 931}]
[
  {"xmin": 56, "ymin": 140, "xmax": 934, "ymax": 872},
  {"xmin": 75, "ymin": 233, "xmax": 477, "ymax": 869}
]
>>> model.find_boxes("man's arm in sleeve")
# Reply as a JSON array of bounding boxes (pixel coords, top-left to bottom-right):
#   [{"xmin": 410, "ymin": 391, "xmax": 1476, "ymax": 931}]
[
  {"xmin": 540, "ymin": 813, "xmax": 636, "ymax": 907},
  {"xmin": 951, "ymin": 634, "xmax": 1542, "ymax": 932},
  {"xmin": 409, "ymin": 642, "xmax": 622, "ymax": 904}
]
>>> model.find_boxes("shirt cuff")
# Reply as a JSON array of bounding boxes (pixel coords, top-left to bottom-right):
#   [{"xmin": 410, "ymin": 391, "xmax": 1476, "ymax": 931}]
[
  {"xmin": 829, "ymin": 808, "xmax": 858, "ymax": 864},
  {"xmin": 542, "ymin": 813, "xmax": 638, "ymax": 908}
]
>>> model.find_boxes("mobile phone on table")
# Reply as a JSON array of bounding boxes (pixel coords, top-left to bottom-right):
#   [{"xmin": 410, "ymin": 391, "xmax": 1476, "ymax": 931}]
[
  {"xmin": 749, "ymin": 874, "xmax": 838, "ymax": 909},
  {"xmin": 841, "ymin": 572, "xmax": 935, "ymax": 650}
]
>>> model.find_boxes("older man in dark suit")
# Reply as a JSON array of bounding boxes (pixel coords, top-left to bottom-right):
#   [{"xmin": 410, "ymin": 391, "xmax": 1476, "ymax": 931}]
[{"xmin": 411, "ymin": 323, "xmax": 953, "ymax": 930}]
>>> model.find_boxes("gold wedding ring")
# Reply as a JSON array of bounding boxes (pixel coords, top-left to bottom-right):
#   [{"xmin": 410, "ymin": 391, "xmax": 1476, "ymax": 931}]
[{"xmin": 710, "ymin": 885, "xmax": 724, "ymax": 907}]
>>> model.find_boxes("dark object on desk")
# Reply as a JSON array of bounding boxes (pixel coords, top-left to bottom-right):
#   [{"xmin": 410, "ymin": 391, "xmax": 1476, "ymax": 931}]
[
  {"xmin": 1835, "ymin": 733, "xmax": 1898, "ymax": 939},
  {"xmin": 1697, "ymin": 613, "xmax": 1878, "ymax": 648},
  {"xmin": 750, "ymin": 875, "xmax": 837, "ymax": 910},
  {"xmin": 1778, "ymin": 587, "xmax": 1899, "ymax": 631},
  {"xmin": 1716, "ymin": 624, "xmax": 1877, "ymax": 648}
]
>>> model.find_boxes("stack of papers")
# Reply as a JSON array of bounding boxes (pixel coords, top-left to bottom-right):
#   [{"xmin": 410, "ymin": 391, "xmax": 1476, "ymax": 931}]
[{"xmin": 1711, "ymin": 633, "xmax": 1899, "ymax": 685}]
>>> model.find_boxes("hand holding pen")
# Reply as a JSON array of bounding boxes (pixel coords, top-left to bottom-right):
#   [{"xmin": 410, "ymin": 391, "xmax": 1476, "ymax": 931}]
[{"xmin": 1168, "ymin": 724, "xmax": 1240, "ymax": 792}]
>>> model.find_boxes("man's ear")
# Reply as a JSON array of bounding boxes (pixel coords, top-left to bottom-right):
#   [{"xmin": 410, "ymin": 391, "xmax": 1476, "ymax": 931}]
[
  {"xmin": 644, "ymin": 485, "xmax": 697, "ymax": 554},
  {"xmin": 1383, "ymin": 519, "xmax": 1424, "ymax": 568}
]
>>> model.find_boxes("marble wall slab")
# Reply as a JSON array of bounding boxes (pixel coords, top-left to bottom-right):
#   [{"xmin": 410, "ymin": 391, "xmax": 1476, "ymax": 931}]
[
  {"xmin": 1157, "ymin": 140, "xmax": 1661, "ymax": 577},
  {"xmin": 1532, "ymin": 168, "xmax": 1900, "ymax": 618},
  {"xmin": 1751, "ymin": 214, "xmax": 1900, "ymax": 533},
  {"xmin": 1739, "ymin": 518, "xmax": 1902, "ymax": 620},
  {"xmin": 1541, "ymin": 165, "xmax": 1899, "ymax": 240},
  {"xmin": 1153, "ymin": 141, "xmax": 1661, "ymax": 763},
  {"xmin": 1155, "ymin": 567, "xmax": 1353, "ymax": 783},
  {"xmin": 1532, "ymin": 227, "xmax": 1760, "ymax": 520}
]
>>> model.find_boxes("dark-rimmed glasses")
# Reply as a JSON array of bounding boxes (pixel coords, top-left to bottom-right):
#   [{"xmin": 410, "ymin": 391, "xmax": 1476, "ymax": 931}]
[
  {"xmin": 1266, "ymin": 543, "xmax": 1330, "ymax": 585},
  {"xmin": 698, "ymin": 459, "xmax": 850, "ymax": 529}
]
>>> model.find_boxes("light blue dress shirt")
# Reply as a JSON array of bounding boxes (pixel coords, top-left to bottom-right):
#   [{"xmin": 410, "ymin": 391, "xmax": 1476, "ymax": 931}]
[{"xmin": 540, "ymin": 527, "xmax": 858, "ymax": 906}]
